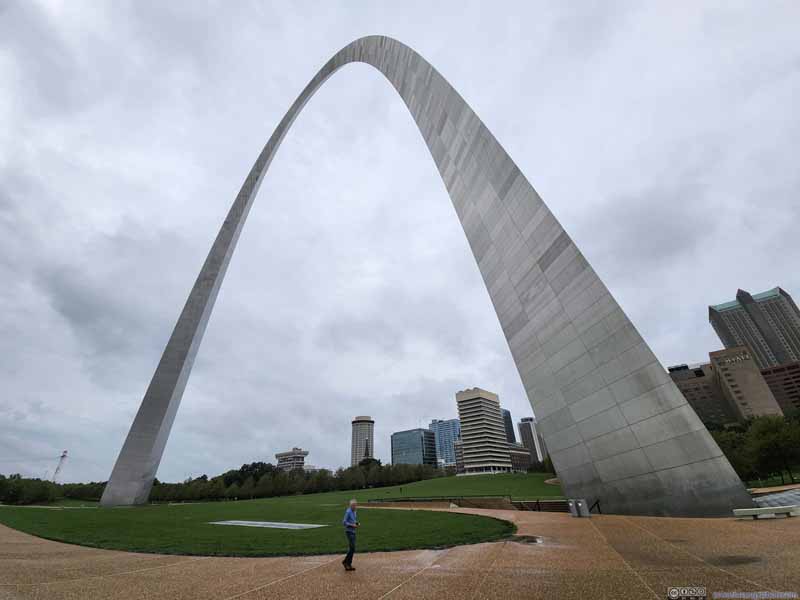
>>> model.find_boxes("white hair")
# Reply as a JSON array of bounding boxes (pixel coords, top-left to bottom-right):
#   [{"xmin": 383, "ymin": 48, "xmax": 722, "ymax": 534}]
[{"xmin": 349, "ymin": 499, "xmax": 357, "ymax": 506}]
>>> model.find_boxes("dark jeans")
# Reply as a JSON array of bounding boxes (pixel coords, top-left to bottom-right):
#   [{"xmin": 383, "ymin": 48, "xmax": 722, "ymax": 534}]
[{"xmin": 344, "ymin": 529, "xmax": 356, "ymax": 565}]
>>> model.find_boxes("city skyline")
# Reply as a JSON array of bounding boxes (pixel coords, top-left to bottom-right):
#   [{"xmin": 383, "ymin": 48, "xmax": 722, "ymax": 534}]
[
  {"xmin": 3, "ymin": 4, "xmax": 798, "ymax": 484},
  {"xmin": 205, "ymin": 396, "xmax": 535, "ymax": 473}
]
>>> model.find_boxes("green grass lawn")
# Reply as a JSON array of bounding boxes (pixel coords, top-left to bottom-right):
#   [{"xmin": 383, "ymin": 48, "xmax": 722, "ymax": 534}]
[
  {"xmin": 382, "ymin": 472, "xmax": 561, "ymax": 499},
  {"xmin": 0, "ymin": 474, "xmax": 559, "ymax": 557},
  {"xmin": 50, "ymin": 498, "xmax": 100, "ymax": 507}
]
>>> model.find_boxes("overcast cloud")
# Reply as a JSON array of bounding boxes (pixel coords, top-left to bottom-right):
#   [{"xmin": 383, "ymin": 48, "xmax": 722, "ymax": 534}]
[{"xmin": 1, "ymin": 1, "xmax": 798, "ymax": 482}]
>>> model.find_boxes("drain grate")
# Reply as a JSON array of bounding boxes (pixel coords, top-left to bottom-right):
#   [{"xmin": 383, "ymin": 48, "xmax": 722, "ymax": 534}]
[
  {"xmin": 708, "ymin": 555, "xmax": 761, "ymax": 566},
  {"xmin": 511, "ymin": 535, "xmax": 543, "ymax": 545}
]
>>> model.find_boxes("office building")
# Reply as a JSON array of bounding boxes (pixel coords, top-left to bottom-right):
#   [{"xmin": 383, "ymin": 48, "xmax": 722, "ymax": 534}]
[
  {"xmin": 428, "ymin": 418, "xmax": 461, "ymax": 467},
  {"xmin": 761, "ymin": 361, "xmax": 800, "ymax": 415},
  {"xmin": 275, "ymin": 447, "xmax": 309, "ymax": 471},
  {"xmin": 350, "ymin": 416, "xmax": 375, "ymax": 466},
  {"xmin": 518, "ymin": 417, "xmax": 547, "ymax": 462},
  {"xmin": 668, "ymin": 363, "xmax": 737, "ymax": 426},
  {"xmin": 501, "ymin": 409, "xmax": 517, "ymax": 444},
  {"xmin": 455, "ymin": 388, "xmax": 512, "ymax": 474},
  {"xmin": 508, "ymin": 443, "xmax": 531, "ymax": 472},
  {"xmin": 710, "ymin": 347, "xmax": 783, "ymax": 420},
  {"xmin": 709, "ymin": 287, "xmax": 800, "ymax": 369},
  {"xmin": 391, "ymin": 428, "xmax": 437, "ymax": 466},
  {"xmin": 453, "ymin": 439, "xmax": 464, "ymax": 474},
  {"xmin": 668, "ymin": 346, "xmax": 784, "ymax": 426}
]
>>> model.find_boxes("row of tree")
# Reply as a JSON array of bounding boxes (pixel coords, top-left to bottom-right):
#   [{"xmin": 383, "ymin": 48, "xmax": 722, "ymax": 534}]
[
  {"xmin": 148, "ymin": 459, "xmax": 447, "ymax": 503},
  {"xmin": 1, "ymin": 458, "xmax": 449, "ymax": 505},
  {"xmin": 710, "ymin": 414, "xmax": 800, "ymax": 485},
  {"xmin": 0, "ymin": 474, "xmax": 59, "ymax": 505}
]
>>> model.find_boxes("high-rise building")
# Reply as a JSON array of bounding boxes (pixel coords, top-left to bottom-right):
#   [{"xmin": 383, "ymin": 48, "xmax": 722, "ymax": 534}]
[
  {"xmin": 710, "ymin": 347, "xmax": 783, "ymax": 420},
  {"xmin": 455, "ymin": 388, "xmax": 512, "ymax": 474},
  {"xmin": 668, "ymin": 363, "xmax": 737, "ymax": 426},
  {"xmin": 428, "ymin": 418, "xmax": 461, "ymax": 467},
  {"xmin": 453, "ymin": 439, "xmax": 464, "ymax": 474},
  {"xmin": 709, "ymin": 287, "xmax": 800, "ymax": 369},
  {"xmin": 275, "ymin": 447, "xmax": 309, "ymax": 471},
  {"xmin": 350, "ymin": 416, "xmax": 375, "ymax": 466},
  {"xmin": 761, "ymin": 361, "xmax": 800, "ymax": 415},
  {"xmin": 518, "ymin": 417, "xmax": 547, "ymax": 463},
  {"xmin": 668, "ymin": 346, "xmax": 785, "ymax": 426},
  {"xmin": 501, "ymin": 409, "xmax": 516, "ymax": 444},
  {"xmin": 391, "ymin": 428, "xmax": 437, "ymax": 466}
]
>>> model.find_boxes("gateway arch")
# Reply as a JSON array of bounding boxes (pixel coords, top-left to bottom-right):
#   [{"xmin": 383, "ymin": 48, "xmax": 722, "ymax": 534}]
[{"xmin": 102, "ymin": 36, "xmax": 751, "ymax": 516}]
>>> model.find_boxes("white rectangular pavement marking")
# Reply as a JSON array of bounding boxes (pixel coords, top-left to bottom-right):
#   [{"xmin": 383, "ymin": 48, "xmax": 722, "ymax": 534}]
[{"xmin": 209, "ymin": 520, "xmax": 327, "ymax": 530}]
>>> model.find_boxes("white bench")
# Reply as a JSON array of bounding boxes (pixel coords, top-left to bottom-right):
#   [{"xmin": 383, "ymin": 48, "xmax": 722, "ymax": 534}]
[{"xmin": 733, "ymin": 505, "xmax": 800, "ymax": 520}]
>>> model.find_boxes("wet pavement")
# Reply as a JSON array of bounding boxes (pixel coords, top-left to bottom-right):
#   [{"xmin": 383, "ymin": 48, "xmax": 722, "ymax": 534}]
[{"xmin": 1, "ymin": 507, "xmax": 798, "ymax": 599}]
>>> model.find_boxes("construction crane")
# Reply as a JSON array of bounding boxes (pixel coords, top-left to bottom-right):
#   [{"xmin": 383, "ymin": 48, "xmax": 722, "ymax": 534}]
[{"xmin": 52, "ymin": 450, "xmax": 68, "ymax": 483}]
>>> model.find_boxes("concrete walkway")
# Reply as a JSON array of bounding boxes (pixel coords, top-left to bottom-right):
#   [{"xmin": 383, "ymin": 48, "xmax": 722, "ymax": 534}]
[
  {"xmin": 754, "ymin": 488, "xmax": 800, "ymax": 508},
  {"xmin": 1, "ymin": 508, "xmax": 798, "ymax": 599}
]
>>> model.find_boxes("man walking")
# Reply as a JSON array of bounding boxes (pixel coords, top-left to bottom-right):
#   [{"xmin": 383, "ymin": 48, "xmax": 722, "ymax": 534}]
[{"xmin": 342, "ymin": 499, "xmax": 359, "ymax": 571}]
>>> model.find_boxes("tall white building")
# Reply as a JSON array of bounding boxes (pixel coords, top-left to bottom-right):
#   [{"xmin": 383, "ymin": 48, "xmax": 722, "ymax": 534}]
[
  {"xmin": 455, "ymin": 388, "xmax": 512, "ymax": 474},
  {"xmin": 350, "ymin": 416, "xmax": 375, "ymax": 466}
]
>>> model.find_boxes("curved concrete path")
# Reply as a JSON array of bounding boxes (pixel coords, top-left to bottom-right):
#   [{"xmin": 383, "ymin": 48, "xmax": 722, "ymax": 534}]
[{"xmin": 1, "ymin": 508, "xmax": 798, "ymax": 599}]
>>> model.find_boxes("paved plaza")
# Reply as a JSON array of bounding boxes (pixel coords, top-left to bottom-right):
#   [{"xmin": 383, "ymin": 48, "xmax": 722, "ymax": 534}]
[{"xmin": 1, "ymin": 507, "xmax": 798, "ymax": 599}]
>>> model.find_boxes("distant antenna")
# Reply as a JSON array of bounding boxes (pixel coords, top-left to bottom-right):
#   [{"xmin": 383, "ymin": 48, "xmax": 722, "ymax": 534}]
[{"xmin": 52, "ymin": 450, "xmax": 68, "ymax": 483}]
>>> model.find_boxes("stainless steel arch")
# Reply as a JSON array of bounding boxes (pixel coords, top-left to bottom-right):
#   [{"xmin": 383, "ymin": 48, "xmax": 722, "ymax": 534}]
[{"xmin": 101, "ymin": 36, "xmax": 752, "ymax": 516}]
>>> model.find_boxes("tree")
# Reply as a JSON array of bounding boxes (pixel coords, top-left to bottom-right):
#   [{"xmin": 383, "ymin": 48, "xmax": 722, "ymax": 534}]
[
  {"xmin": 239, "ymin": 476, "xmax": 256, "ymax": 499},
  {"xmin": 208, "ymin": 478, "xmax": 227, "ymax": 500},
  {"xmin": 272, "ymin": 471, "xmax": 290, "ymax": 496},
  {"xmin": 310, "ymin": 469, "xmax": 334, "ymax": 494},
  {"xmin": 226, "ymin": 482, "xmax": 241, "ymax": 500},
  {"xmin": 527, "ymin": 460, "xmax": 546, "ymax": 473},
  {"xmin": 0, "ymin": 476, "xmax": 57, "ymax": 505},
  {"xmin": 48, "ymin": 454, "xmax": 450, "ymax": 505},
  {"xmin": 255, "ymin": 475, "xmax": 274, "ymax": 498},
  {"xmin": 746, "ymin": 416, "xmax": 800, "ymax": 484},
  {"xmin": 712, "ymin": 429, "xmax": 756, "ymax": 481}
]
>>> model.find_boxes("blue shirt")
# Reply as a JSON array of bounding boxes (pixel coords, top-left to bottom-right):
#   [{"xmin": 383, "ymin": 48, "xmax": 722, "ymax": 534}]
[{"xmin": 343, "ymin": 507, "xmax": 358, "ymax": 529}]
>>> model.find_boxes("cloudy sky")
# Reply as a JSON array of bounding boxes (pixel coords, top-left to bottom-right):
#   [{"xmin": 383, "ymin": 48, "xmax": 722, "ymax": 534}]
[{"xmin": 1, "ymin": 2, "xmax": 798, "ymax": 483}]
